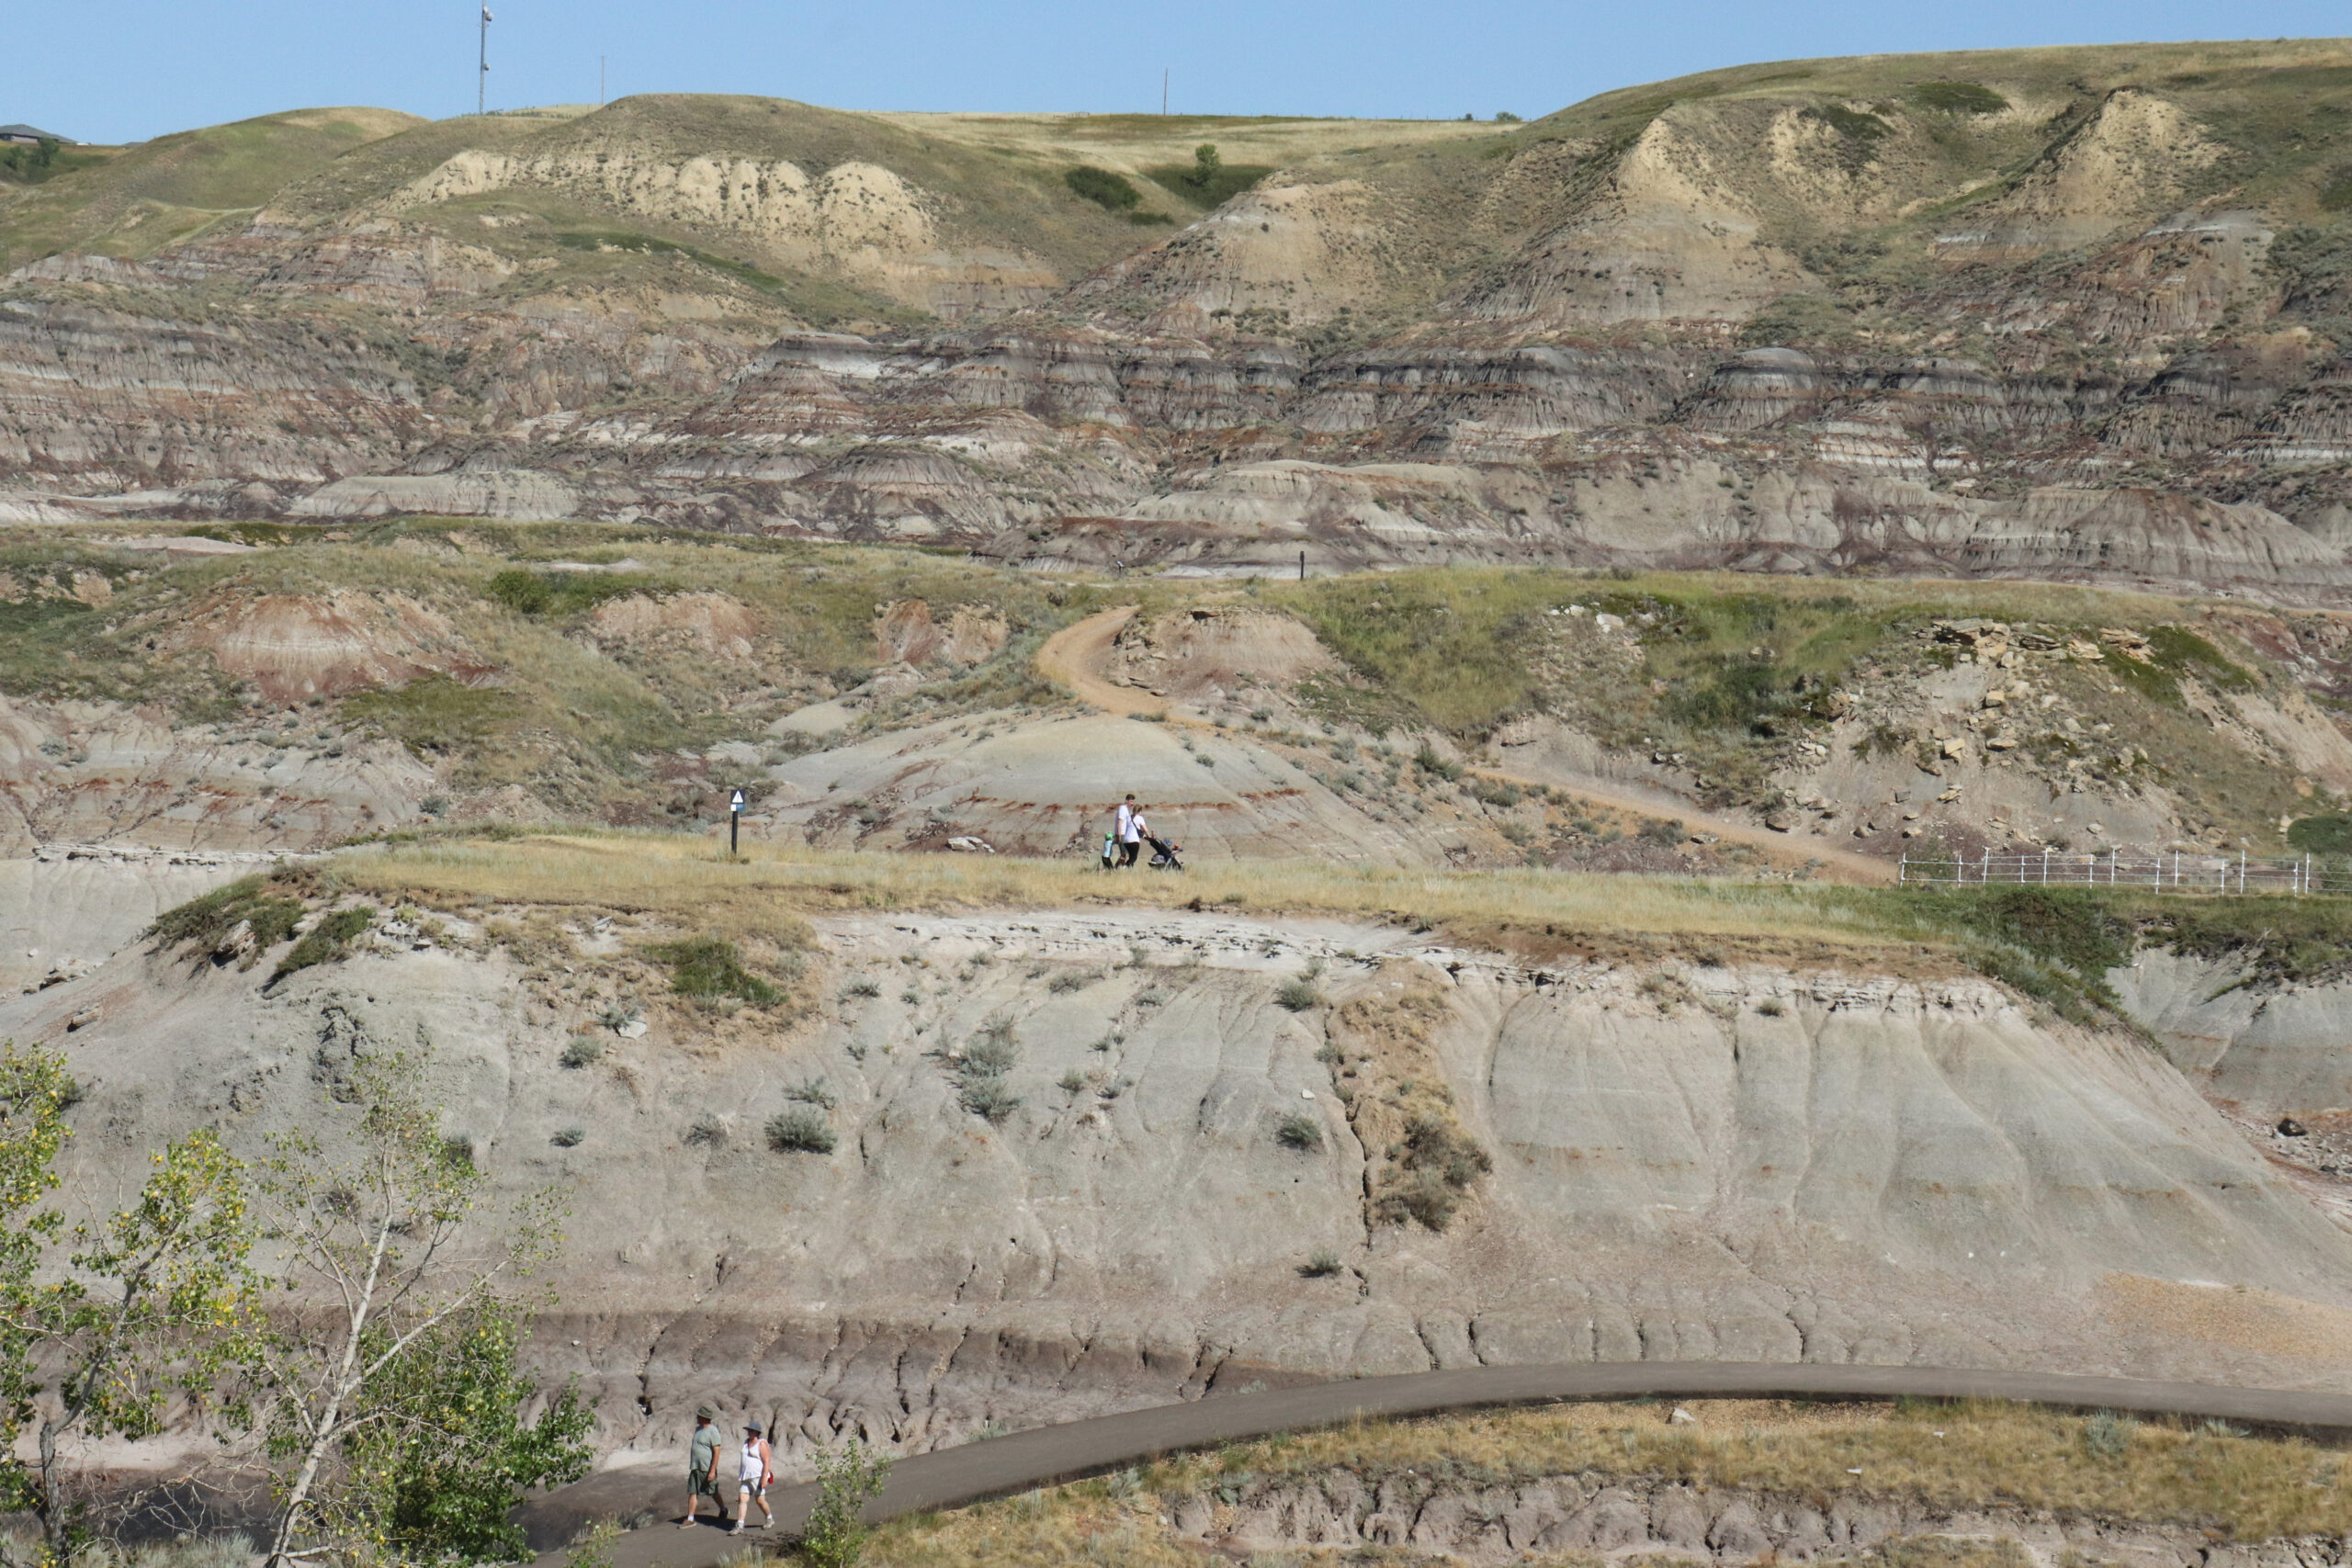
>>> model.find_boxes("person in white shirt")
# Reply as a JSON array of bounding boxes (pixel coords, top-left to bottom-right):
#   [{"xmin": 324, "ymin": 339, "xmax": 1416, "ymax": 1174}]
[
  {"xmin": 730, "ymin": 1422, "xmax": 774, "ymax": 1533},
  {"xmin": 1115, "ymin": 794, "xmax": 1141, "ymax": 868}
]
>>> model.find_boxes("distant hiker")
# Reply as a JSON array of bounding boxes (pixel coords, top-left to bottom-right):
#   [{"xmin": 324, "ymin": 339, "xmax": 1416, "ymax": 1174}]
[
  {"xmin": 682, "ymin": 1407, "xmax": 727, "ymax": 1529},
  {"xmin": 731, "ymin": 1422, "xmax": 775, "ymax": 1533},
  {"xmin": 1116, "ymin": 794, "xmax": 1142, "ymax": 869}
]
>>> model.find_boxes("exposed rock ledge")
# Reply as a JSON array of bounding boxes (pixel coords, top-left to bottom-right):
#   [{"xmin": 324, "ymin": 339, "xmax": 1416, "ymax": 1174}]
[{"xmin": 1170, "ymin": 1467, "xmax": 2338, "ymax": 1568}]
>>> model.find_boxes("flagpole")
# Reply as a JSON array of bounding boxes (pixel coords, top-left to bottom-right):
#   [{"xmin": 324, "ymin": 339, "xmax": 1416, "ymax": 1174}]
[{"xmin": 478, "ymin": 5, "xmax": 492, "ymax": 115}]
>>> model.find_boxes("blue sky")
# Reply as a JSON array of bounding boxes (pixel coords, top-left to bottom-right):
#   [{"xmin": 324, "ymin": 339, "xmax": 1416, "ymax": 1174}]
[{"xmin": 8, "ymin": 1, "xmax": 2346, "ymax": 144}]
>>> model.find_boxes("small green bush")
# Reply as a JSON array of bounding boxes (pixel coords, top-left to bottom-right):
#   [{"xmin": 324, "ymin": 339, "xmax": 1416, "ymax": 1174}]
[
  {"xmin": 963, "ymin": 1023, "xmax": 1020, "ymax": 1076},
  {"xmin": 2084, "ymin": 1409, "xmax": 2135, "ymax": 1459},
  {"xmin": 1275, "ymin": 1111, "xmax": 1322, "ymax": 1151},
  {"xmin": 1299, "ymin": 1251, "xmax": 1342, "ymax": 1277},
  {"xmin": 786, "ymin": 1077, "xmax": 836, "ymax": 1109},
  {"xmin": 1274, "ymin": 978, "xmax": 1323, "ymax": 1013},
  {"xmin": 767, "ymin": 1107, "xmax": 836, "ymax": 1154},
  {"xmin": 958, "ymin": 1077, "xmax": 1022, "ymax": 1122},
  {"xmin": 1638, "ymin": 818, "xmax": 1687, "ymax": 847},
  {"xmin": 842, "ymin": 977, "xmax": 881, "ymax": 998},
  {"xmin": 800, "ymin": 1440, "xmax": 891, "ymax": 1568},
  {"xmin": 1375, "ymin": 1112, "xmax": 1493, "ymax": 1232},
  {"xmin": 1413, "ymin": 745, "xmax": 1462, "ymax": 783},
  {"xmin": 1065, "ymin": 166, "xmax": 1142, "ymax": 211},
  {"xmin": 560, "ymin": 1035, "xmax": 605, "ymax": 1068},
  {"xmin": 1057, "ymin": 1069, "xmax": 1087, "ymax": 1094},
  {"xmin": 551, "ymin": 1126, "xmax": 585, "ymax": 1148}
]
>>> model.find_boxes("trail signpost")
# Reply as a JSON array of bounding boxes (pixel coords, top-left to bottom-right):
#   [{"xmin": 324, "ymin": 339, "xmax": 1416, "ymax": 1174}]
[{"xmin": 729, "ymin": 788, "xmax": 746, "ymax": 856}]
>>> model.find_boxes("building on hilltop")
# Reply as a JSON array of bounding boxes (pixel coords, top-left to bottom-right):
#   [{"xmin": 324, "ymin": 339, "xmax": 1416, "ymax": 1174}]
[{"xmin": 0, "ymin": 125, "xmax": 70, "ymax": 145}]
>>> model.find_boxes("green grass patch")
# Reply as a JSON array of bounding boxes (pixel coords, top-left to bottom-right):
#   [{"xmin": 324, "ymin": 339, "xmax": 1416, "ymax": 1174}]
[
  {"xmin": 1899, "ymin": 886, "xmax": 2134, "ymax": 1020},
  {"xmin": 146, "ymin": 874, "xmax": 309, "ymax": 956},
  {"xmin": 342, "ymin": 678, "xmax": 526, "ymax": 758},
  {"xmin": 1907, "ymin": 82, "xmax": 2010, "ymax": 115},
  {"xmin": 2287, "ymin": 814, "xmax": 2352, "ymax": 855},
  {"xmin": 2144, "ymin": 897, "xmax": 2352, "ymax": 986},
  {"xmin": 549, "ymin": 228, "xmax": 911, "ymax": 328},
  {"xmin": 647, "ymin": 936, "xmax": 786, "ymax": 1007},
  {"xmin": 2104, "ymin": 625, "xmax": 2259, "ymax": 707},
  {"xmin": 1142, "ymin": 160, "xmax": 1276, "ymax": 208},
  {"xmin": 270, "ymin": 906, "xmax": 376, "ymax": 984},
  {"xmin": 486, "ymin": 567, "xmax": 656, "ymax": 618},
  {"xmin": 1806, "ymin": 105, "xmax": 1894, "ymax": 172},
  {"xmin": 1064, "ymin": 167, "xmax": 1142, "ymax": 211}
]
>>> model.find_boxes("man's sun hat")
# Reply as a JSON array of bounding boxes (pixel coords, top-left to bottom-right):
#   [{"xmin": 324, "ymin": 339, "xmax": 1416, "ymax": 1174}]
[{"xmin": 696, "ymin": 1406, "xmax": 714, "ymax": 1419}]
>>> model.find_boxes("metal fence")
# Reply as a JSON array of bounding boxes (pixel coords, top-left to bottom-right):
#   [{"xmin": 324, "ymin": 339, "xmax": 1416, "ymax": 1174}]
[{"xmin": 1897, "ymin": 849, "xmax": 2352, "ymax": 895}]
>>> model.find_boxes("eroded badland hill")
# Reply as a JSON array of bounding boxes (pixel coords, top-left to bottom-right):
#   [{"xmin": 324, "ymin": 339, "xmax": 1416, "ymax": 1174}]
[
  {"xmin": 9, "ymin": 42, "xmax": 2352, "ymax": 594},
  {"xmin": 16, "ymin": 44, "xmax": 2352, "ymax": 1566}
]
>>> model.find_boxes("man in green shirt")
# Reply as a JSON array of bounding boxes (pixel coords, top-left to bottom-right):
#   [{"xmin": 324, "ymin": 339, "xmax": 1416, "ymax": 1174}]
[{"xmin": 681, "ymin": 1407, "xmax": 729, "ymax": 1529}]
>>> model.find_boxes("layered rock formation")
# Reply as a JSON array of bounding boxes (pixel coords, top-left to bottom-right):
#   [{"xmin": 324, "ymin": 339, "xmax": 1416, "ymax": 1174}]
[
  {"xmin": 11, "ymin": 898, "xmax": 2352, "ymax": 1471},
  {"xmin": 8, "ymin": 45, "xmax": 2352, "ymax": 596}
]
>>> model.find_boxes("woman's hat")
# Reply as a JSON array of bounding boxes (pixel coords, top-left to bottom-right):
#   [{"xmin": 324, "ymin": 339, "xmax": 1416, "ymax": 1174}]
[{"xmin": 745, "ymin": 1422, "xmax": 763, "ymax": 1434}]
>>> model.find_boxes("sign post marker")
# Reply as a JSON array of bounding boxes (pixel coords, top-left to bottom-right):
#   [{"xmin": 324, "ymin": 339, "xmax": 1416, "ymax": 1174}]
[{"xmin": 729, "ymin": 787, "xmax": 746, "ymax": 857}]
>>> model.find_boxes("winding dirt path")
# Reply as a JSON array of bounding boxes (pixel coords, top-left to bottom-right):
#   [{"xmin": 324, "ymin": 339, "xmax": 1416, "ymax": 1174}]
[
  {"xmin": 534, "ymin": 1362, "xmax": 2352, "ymax": 1564},
  {"xmin": 1035, "ymin": 604, "xmax": 1164, "ymax": 716},
  {"xmin": 1035, "ymin": 607, "xmax": 1894, "ymax": 886}
]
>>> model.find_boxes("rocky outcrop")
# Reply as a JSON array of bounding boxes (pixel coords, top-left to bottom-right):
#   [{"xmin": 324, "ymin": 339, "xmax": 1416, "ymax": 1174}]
[
  {"xmin": 1172, "ymin": 1465, "xmax": 2327, "ymax": 1566},
  {"xmin": 14, "ymin": 906, "xmax": 2352, "ymax": 1469}
]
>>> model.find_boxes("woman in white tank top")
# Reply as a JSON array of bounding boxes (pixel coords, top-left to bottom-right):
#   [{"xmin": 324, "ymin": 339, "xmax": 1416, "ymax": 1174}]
[{"xmin": 730, "ymin": 1422, "xmax": 774, "ymax": 1533}]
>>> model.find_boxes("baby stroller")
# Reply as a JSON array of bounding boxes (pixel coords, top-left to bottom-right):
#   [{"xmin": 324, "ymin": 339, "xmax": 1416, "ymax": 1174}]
[{"xmin": 1146, "ymin": 834, "xmax": 1183, "ymax": 871}]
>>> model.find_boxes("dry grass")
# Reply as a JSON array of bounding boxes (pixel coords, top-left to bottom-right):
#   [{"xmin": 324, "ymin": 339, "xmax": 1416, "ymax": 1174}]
[
  {"xmin": 863, "ymin": 1399, "xmax": 2352, "ymax": 1567},
  {"xmin": 328, "ymin": 829, "xmax": 1936, "ymax": 963}
]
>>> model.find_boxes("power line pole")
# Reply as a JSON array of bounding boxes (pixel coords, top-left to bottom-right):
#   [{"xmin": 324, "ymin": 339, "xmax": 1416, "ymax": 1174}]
[
  {"xmin": 600, "ymin": 54, "xmax": 605, "ymax": 105},
  {"xmin": 478, "ymin": 4, "xmax": 492, "ymax": 115},
  {"xmin": 1162, "ymin": 68, "xmax": 1169, "ymax": 115}
]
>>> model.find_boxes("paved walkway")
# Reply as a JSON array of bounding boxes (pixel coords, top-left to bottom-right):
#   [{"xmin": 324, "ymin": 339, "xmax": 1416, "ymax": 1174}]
[{"xmin": 529, "ymin": 1362, "xmax": 2352, "ymax": 1566}]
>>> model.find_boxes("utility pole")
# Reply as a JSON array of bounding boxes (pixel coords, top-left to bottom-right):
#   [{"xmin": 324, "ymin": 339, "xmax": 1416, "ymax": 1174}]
[
  {"xmin": 600, "ymin": 54, "xmax": 606, "ymax": 105},
  {"xmin": 478, "ymin": 4, "xmax": 492, "ymax": 116},
  {"xmin": 1162, "ymin": 69, "xmax": 1169, "ymax": 115}
]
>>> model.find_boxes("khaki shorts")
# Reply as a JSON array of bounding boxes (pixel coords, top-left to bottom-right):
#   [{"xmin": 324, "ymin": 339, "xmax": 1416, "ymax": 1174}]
[{"xmin": 689, "ymin": 1466, "xmax": 719, "ymax": 1501}]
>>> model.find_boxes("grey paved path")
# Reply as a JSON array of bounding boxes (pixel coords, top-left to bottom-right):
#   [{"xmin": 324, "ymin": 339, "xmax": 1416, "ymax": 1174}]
[{"xmin": 528, "ymin": 1362, "xmax": 2352, "ymax": 1567}]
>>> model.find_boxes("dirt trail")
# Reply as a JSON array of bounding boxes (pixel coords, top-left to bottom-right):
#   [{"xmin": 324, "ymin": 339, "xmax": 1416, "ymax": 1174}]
[
  {"xmin": 1035, "ymin": 604, "xmax": 1164, "ymax": 716},
  {"xmin": 1035, "ymin": 607, "xmax": 1894, "ymax": 886}
]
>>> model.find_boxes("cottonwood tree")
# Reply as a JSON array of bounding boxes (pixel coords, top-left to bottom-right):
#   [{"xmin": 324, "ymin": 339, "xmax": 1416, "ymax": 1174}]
[
  {"xmin": 0, "ymin": 1043, "xmax": 72, "ymax": 1565},
  {"xmin": 251, "ymin": 1052, "xmax": 571, "ymax": 1568},
  {"xmin": 0, "ymin": 1044, "xmax": 257, "ymax": 1566}
]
